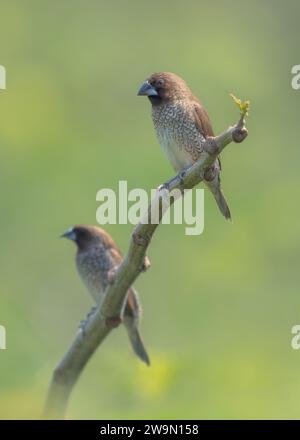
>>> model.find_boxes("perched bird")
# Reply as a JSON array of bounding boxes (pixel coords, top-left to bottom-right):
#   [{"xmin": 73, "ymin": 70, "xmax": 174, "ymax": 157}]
[
  {"xmin": 61, "ymin": 225, "xmax": 150, "ymax": 366},
  {"xmin": 138, "ymin": 72, "xmax": 231, "ymax": 220}
]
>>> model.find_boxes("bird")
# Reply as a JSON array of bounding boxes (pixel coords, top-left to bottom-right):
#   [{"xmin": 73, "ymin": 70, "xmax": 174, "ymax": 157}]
[
  {"xmin": 61, "ymin": 224, "xmax": 150, "ymax": 366},
  {"xmin": 137, "ymin": 72, "xmax": 231, "ymax": 220}
]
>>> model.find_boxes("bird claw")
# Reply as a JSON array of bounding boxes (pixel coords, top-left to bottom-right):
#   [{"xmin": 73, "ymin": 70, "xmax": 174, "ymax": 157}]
[
  {"xmin": 79, "ymin": 306, "xmax": 97, "ymax": 336},
  {"xmin": 158, "ymin": 170, "xmax": 186, "ymax": 194},
  {"xmin": 79, "ymin": 319, "xmax": 88, "ymax": 336},
  {"xmin": 178, "ymin": 171, "xmax": 186, "ymax": 194},
  {"xmin": 157, "ymin": 182, "xmax": 170, "ymax": 192},
  {"xmin": 79, "ymin": 308, "xmax": 121, "ymax": 334},
  {"xmin": 87, "ymin": 306, "xmax": 97, "ymax": 318}
]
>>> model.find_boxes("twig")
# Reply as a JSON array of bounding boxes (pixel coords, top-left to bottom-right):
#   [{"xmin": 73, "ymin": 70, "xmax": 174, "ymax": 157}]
[{"xmin": 44, "ymin": 116, "xmax": 248, "ymax": 419}]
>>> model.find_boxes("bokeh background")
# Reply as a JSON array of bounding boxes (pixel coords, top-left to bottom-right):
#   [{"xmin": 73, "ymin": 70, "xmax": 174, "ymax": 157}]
[{"xmin": 0, "ymin": 0, "xmax": 299, "ymax": 419}]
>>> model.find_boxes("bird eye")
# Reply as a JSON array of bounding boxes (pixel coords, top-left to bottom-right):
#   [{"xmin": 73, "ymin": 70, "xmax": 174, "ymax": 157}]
[
  {"xmin": 76, "ymin": 229, "xmax": 86, "ymax": 239},
  {"xmin": 156, "ymin": 79, "xmax": 164, "ymax": 87}
]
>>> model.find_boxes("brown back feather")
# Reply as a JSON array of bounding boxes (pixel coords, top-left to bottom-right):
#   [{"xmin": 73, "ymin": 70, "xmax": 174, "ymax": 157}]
[
  {"xmin": 192, "ymin": 98, "xmax": 221, "ymax": 170},
  {"xmin": 192, "ymin": 98, "xmax": 214, "ymax": 138}
]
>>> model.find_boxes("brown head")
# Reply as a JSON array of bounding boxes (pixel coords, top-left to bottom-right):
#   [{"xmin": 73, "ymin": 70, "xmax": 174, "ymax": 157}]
[
  {"xmin": 61, "ymin": 225, "xmax": 116, "ymax": 252},
  {"xmin": 137, "ymin": 72, "xmax": 192, "ymax": 105}
]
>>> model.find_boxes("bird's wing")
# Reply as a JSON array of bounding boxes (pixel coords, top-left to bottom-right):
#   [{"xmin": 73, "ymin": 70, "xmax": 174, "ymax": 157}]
[
  {"xmin": 108, "ymin": 245, "xmax": 140, "ymax": 316},
  {"xmin": 109, "ymin": 246, "xmax": 123, "ymax": 265},
  {"xmin": 192, "ymin": 98, "xmax": 221, "ymax": 170},
  {"xmin": 192, "ymin": 98, "xmax": 214, "ymax": 138},
  {"xmin": 108, "ymin": 245, "xmax": 141, "ymax": 318},
  {"xmin": 98, "ymin": 246, "xmax": 123, "ymax": 290}
]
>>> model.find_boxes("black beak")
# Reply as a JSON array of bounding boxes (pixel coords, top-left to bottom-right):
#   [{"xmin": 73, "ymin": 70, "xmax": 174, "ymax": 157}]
[
  {"xmin": 137, "ymin": 80, "xmax": 158, "ymax": 97},
  {"xmin": 61, "ymin": 228, "xmax": 76, "ymax": 241}
]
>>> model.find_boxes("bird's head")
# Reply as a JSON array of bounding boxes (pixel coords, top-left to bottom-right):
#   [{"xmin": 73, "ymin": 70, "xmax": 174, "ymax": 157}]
[
  {"xmin": 137, "ymin": 72, "xmax": 191, "ymax": 105},
  {"xmin": 61, "ymin": 225, "xmax": 113, "ymax": 251}
]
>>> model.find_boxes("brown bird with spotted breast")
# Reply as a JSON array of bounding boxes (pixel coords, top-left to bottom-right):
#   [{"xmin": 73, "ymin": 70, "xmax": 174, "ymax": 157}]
[
  {"xmin": 61, "ymin": 225, "xmax": 150, "ymax": 366},
  {"xmin": 138, "ymin": 72, "xmax": 231, "ymax": 220}
]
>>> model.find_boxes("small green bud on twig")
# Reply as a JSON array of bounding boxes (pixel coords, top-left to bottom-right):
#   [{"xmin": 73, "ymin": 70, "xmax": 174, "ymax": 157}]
[{"xmin": 230, "ymin": 93, "xmax": 250, "ymax": 117}]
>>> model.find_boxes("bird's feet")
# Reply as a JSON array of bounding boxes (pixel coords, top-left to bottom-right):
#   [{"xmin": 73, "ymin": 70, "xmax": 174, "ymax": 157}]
[
  {"xmin": 157, "ymin": 182, "xmax": 170, "ymax": 192},
  {"xmin": 157, "ymin": 177, "xmax": 175, "ymax": 193},
  {"xmin": 79, "ymin": 307, "xmax": 122, "ymax": 335},
  {"xmin": 158, "ymin": 170, "xmax": 186, "ymax": 194},
  {"xmin": 79, "ymin": 306, "xmax": 97, "ymax": 336},
  {"xmin": 178, "ymin": 170, "xmax": 186, "ymax": 195}
]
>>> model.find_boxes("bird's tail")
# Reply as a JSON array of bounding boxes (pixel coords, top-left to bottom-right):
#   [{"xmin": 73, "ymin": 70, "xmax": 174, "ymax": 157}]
[
  {"xmin": 126, "ymin": 325, "xmax": 150, "ymax": 366},
  {"xmin": 212, "ymin": 188, "xmax": 231, "ymax": 220},
  {"xmin": 205, "ymin": 167, "xmax": 231, "ymax": 220}
]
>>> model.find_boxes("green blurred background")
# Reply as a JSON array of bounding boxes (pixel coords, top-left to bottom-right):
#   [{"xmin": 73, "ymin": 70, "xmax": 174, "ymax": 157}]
[{"xmin": 0, "ymin": 0, "xmax": 300, "ymax": 419}]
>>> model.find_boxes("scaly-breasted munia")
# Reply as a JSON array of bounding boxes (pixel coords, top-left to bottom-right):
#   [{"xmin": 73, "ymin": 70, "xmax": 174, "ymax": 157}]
[
  {"xmin": 138, "ymin": 72, "xmax": 231, "ymax": 220},
  {"xmin": 62, "ymin": 225, "xmax": 150, "ymax": 365}
]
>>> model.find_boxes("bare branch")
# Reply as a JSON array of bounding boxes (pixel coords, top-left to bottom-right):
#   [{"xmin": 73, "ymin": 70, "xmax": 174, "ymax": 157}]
[{"xmin": 44, "ymin": 117, "xmax": 248, "ymax": 419}]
